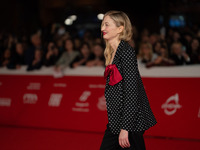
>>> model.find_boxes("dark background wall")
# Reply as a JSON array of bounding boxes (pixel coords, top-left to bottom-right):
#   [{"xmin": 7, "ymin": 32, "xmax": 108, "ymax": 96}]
[{"xmin": 0, "ymin": 0, "xmax": 200, "ymax": 36}]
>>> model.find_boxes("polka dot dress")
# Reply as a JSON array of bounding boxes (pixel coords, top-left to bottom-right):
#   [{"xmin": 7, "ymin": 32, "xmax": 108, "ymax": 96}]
[{"xmin": 104, "ymin": 40, "xmax": 157, "ymax": 135}]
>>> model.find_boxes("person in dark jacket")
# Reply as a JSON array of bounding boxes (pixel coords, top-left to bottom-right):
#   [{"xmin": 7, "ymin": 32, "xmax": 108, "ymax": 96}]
[
  {"xmin": 170, "ymin": 42, "xmax": 191, "ymax": 65},
  {"xmin": 27, "ymin": 48, "xmax": 43, "ymax": 71},
  {"xmin": 7, "ymin": 42, "xmax": 25, "ymax": 69},
  {"xmin": 44, "ymin": 42, "xmax": 60, "ymax": 67},
  {"xmin": 100, "ymin": 10, "xmax": 157, "ymax": 150},
  {"xmin": 70, "ymin": 42, "xmax": 92, "ymax": 68}
]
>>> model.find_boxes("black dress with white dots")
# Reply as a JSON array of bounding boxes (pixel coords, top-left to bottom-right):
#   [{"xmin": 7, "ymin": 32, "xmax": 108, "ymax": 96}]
[{"xmin": 104, "ymin": 40, "xmax": 157, "ymax": 135}]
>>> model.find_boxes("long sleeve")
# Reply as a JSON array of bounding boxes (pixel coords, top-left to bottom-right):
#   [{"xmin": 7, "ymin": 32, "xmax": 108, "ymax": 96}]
[{"xmin": 121, "ymin": 46, "xmax": 139, "ymax": 132}]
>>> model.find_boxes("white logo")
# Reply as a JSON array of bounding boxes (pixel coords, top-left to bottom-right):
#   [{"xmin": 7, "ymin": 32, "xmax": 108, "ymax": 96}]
[
  {"xmin": 72, "ymin": 91, "xmax": 91, "ymax": 112},
  {"xmin": 23, "ymin": 94, "xmax": 38, "ymax": 104},
  {"xmin": 53, "ymin": 83, "xmax": 67, "ymax": 88},
  {"xmin": 0, "ymin": 98, "xmax": 11, "ymax": 107},
  {"xmin": 79, "ymin": 91, "xmax": 91, "ymax": 102},
  {"xmin": 97, "ymin": 96, "xmax": 107, "ymax": 111},
  {"xmin": 161, "ymin": 93, "xmax": 182, "ymax": 115},
  {"xmin": 27, "ymin": 83, "xmax": 40, "ymax": 90},
  {"xmin": 198, "ymin": 107, "xmax": 200, "ymax": 118},
  {"xmin": 48, "ymin": 94, "xmax": 63, "ymax": 107},
  {"xmin": 89, "ymin": 84, "xmax": 105, "ymax": 89}
]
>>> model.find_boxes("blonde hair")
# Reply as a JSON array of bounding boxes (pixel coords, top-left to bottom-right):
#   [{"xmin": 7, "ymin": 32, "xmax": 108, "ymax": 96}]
[
  {"xmin": 102, "ymin": 10, "xmax": 133, "ymax": 66},
  {"xmin": 138, "ymin": 42, "xmax": 153, "ymax": 60}
]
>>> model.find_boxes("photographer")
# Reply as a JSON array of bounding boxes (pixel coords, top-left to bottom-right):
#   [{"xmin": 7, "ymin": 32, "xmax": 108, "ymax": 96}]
[{"xmin": 44, "ymin": 42, "xmax": 60, "ymax": 67}]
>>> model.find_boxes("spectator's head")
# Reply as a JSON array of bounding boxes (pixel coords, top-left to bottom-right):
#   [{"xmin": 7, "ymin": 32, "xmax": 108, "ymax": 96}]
[
  {"xmin": 34, "ymin": 49, "xmax": 42, "ymax": 60},
  {"xmin": 184, "ymin": 33, "xmax": 192, "ymax": 43},
  {"xmin": 92, "ymin": 44, "xmax": 104, "ymax": 58},
  {"xmin": 141, "ymin": 35, "xmax": 149, "ymax": 42},
  {"xmin": 74, "ymin": 37, "xmax": 81, "ymax": 50},
  {"xmin": 138, "ymin": 42, "xmax": 153, "ymax": 59},
  {"xmin": 154, "ymin": 41, "xmax": 161, "ymax": 54},
  {"xmin": 191, "ymin": 38, "xmax": 199, "ymax": 51},
  {"xmin": 160, "ymin": 45, "xmax": 168, "ymax": 58},
  {"xmin": 64, "ymin": 39, "xmax": 74, "ymax": 52},
  {"xmin": 149, "ymin": 33, "xmax": 158, "ymax": 45},
  {"xmin": 31, "ymin": 33, "xmax": 41, "ymax": 48},
  {"xmin": 171, "ymin": 42, "xmax": 182, "ymax": 55},
  {"xmin": 15, "ymin": 43, "xmax": 24, "ymax": 55},
  {"xmin": 3, "ymin": 48, "xmax": 11, "ymax": 59},
  {"xmin": 80, "ymin": 42, "xmax": 91, "ymax": 57},
  {"xmin": 173, "ymin": 31, "xmax": 181, "ymax": 42},
  {"xmin": 47, "ymin": 42, "xmax": 55, "ymax": 51}
]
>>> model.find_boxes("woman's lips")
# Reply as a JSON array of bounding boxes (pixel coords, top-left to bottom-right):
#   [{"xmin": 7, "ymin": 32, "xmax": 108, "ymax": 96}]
[{"xmin": 103, "ymin": 32, "xmax": 107, "ymax": 35}]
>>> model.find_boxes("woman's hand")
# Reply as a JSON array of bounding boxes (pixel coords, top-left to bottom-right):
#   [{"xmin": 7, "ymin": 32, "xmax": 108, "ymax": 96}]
[{"xmin": 119, "ymin": 129, "xmax": 130, "ymax": 148}]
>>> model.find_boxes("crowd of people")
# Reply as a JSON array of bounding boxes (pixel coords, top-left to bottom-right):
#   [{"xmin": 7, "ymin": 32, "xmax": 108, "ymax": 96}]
[{"xmin": 0, "ymin": 22, "xmax": 200, "ymax": 72}]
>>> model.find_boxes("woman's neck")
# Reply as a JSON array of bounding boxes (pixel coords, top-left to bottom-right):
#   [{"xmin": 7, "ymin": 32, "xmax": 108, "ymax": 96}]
[{"xmin": 108, "ymin": 38, "xmax": 121, "ymax": 51}]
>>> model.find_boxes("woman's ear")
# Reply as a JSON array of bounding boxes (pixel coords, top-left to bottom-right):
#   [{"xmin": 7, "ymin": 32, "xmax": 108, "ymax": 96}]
[{"xmin": 117, "ymin": 26, "xmax": 124, "ymax": 34}]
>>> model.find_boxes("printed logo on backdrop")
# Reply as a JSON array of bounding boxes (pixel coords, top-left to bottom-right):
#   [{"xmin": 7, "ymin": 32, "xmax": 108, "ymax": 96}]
[
  {"xmin": 89, "ymin": 84, "xmax": 105, "ymax": 89},
  {"xmin": 53, "ymin": 83, "xmax": 67, "ymax": 88},
  {"xmin": 161, "ymin": 93, "xmax": 182, "ymax": 115},
  {"xmin": 27, "ymin": 83, "xmax": 40, "ymax": 90},
  {"xmin": 72, "ymin": 91, "xmax": 91, "ymax": 112},
  {"xmin": 97, "ymin": 96, "xmax": 107, "ymax": 111},
  {"xmin": 198, "ymin": 107, "xmax": 200, "ymax": 118},
  {"xmin": 48, "ymin": 94, "xmax": 63, "ymax": 107},
  {"xmin": 23, "ymin": 93, "xmax": 38, "ymax": 104},
  {"xmin": 0, "ymin": 98, "xmax": 11, "ymax": 107}
]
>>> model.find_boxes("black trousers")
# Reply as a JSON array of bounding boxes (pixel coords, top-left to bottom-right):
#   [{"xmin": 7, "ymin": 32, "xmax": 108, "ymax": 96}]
[{"xmin": 100, "ymin": 124, "xmax": 146, "ymax": 150}]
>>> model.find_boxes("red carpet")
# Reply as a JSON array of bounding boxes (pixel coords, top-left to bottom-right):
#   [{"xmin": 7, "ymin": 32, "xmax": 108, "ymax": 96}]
[{"xmin": 0, "ymin": 126, "xmax": 200, "ymax": 150}]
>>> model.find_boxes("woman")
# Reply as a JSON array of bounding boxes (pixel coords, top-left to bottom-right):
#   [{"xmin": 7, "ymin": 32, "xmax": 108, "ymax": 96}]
[
  {"xmin": 54, "ymin": 39, "xmax": 79, "ymax": 72},
  {"xmin": 70, "ymin": 42, "xmax": 92, "ymax": 68},
  {"xmin": 100, "ymin": 10, "xmax": 157, "ymax": 150},
  {"xmin": 137, "ymin": 41, "xmax": 157, "ymax": 64},
  {"xmin": 86, "ymin": 43, "xmax": 105, "ymax": 67}
]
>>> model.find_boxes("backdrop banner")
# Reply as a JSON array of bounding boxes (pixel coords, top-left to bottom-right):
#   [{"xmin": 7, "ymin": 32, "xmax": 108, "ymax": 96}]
[{"xmin": 0, "ymin": 74, "xmax": 200, "ymax": 140}]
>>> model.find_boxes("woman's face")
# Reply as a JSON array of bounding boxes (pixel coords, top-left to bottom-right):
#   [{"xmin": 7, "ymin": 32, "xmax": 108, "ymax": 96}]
[
  {"xmin": 141, "ymin": 44, "xmax": 151, "ymax": 55},
  {"xmin": 81, "ymin": 44, "xmax": 90, "ymax": 57},
  {"xmin": 65, "ymin": 40, "xmax": 73, "ymax": 51},
  {"xmin": 191, "ymin": 39, "xmax": 199, "ymax": 50},
  {"xmin": 93, "ymin": 45, "xmax": 103, "ymax": 57},
  {"xmin": 16, "ymin": 43, "xmax": 24, "ymax": 55},
  {"xmin": 101, "ymin": 15, "xmax": 122, "ymax": 41},
  {"xmin": 154, "ymin": 42, "xmax": 161, "ymax": 53},
  {"xmin": 172, "ymin": 44, "xmax": 182, "ymax": 55}
]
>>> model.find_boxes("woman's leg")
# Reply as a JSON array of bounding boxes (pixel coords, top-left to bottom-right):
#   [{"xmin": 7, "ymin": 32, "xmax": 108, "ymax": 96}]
[
  {"xmin": 100, "ymin": 124, "xmax": 119, "ymax": 150},
  {"xmin": 100, "ymin": 125, "xmax": 146, "ymax": 150},
  {"xmin": 116, "ymin": 131, "xmax": 146, "ymax": 150},
  {"xmin": 128, "ymin": 131, "xmax": 146, "ymax": 150}
]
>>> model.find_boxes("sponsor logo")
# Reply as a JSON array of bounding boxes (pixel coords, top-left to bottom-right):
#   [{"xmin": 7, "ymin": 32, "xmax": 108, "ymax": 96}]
[
  {"xmin": 27, "ymin": 83, "xmax": 40, "ymax": 90},
  {"xmin": 72, "ymin": 91, "xmax": 91, "ymax": 112},
  {"xmin": 53, "ymin": 83, "xmax": 67, "ymax": 88},
  {"xmin": 161, "ymin": 93, "xmax": 182, "ymax": 115},
  {"xmin": 198, "ymin": 107, "xmax": 200, "ymax": 118},
  {"xmin": 79, "ymin": 91, "xmax": 91, "ymax": 102},
  {"xmin": 0, "ymin": 98, "xmax": 11, "ymax": 107},
  {"xmin": 89, "ymin": 84, "xmax": 105, "ymax": 88},
  {"xmin": 48, "ymin": 94, "xmax": 63, "ymax": 107},
  {"xmin": 97, "ymin": 96, "xmax": 107, "ymax": 111},
  {"xmin": 23, "ymin": 93, "xmax": 38, "ymax": 104}
]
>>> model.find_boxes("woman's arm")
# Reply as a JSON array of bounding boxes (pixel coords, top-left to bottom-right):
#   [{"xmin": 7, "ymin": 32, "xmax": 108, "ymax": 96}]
[{"xmin": 121, "ymin": 45, "xmax": 139, "ymax": 132}]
